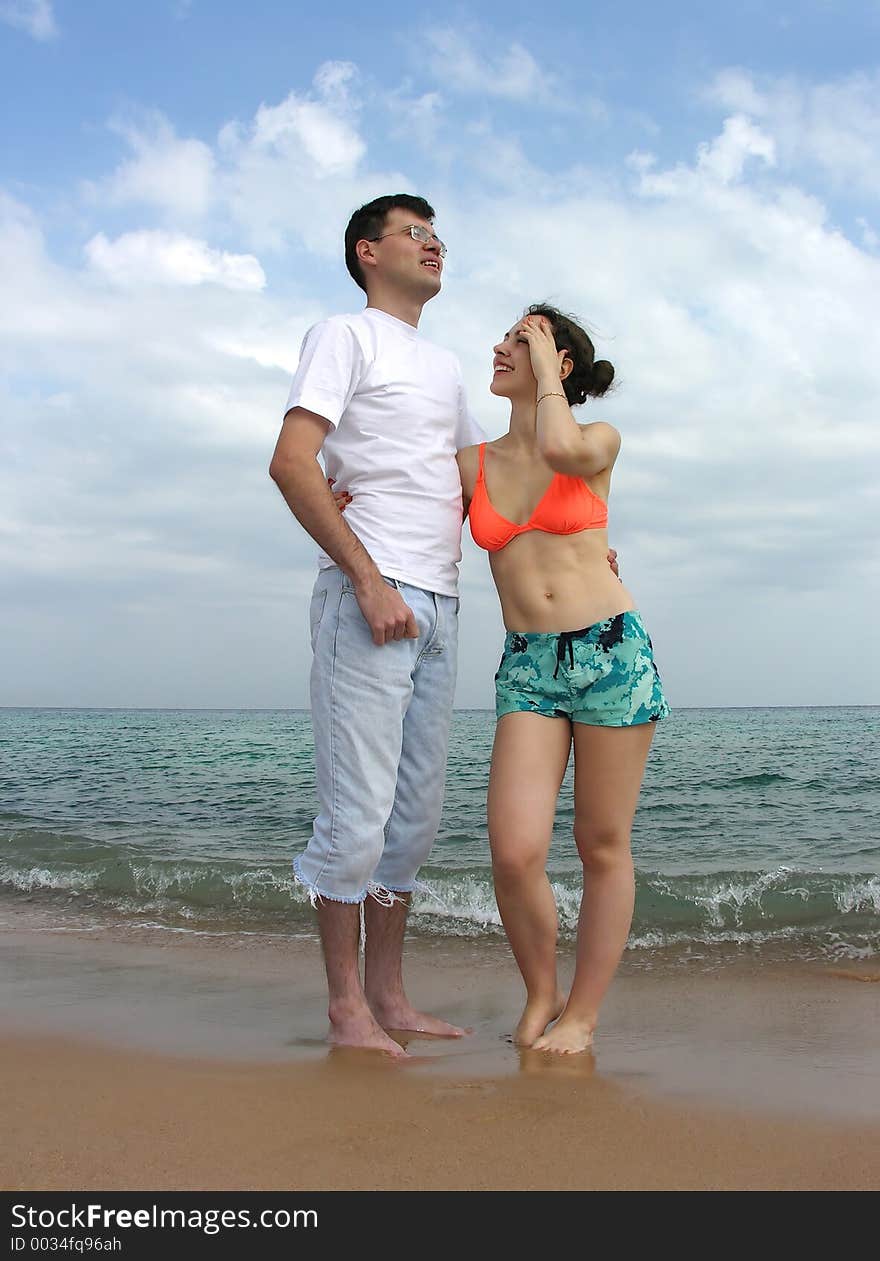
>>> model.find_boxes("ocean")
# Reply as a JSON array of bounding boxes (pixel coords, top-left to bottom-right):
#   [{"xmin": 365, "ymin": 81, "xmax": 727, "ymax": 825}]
[{"xmin": 1, "ymin": 706, "xmax": 878, "ymax": 967}]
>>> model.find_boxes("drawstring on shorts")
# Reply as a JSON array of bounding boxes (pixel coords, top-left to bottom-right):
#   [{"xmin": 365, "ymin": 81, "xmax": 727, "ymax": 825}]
[{"xmin": 553, "ymin": 631, "xmax": 576, "ymax": 679}]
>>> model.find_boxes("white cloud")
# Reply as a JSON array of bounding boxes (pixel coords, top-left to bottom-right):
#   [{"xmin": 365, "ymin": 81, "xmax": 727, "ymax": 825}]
[
  {"xmin": 312, "ymin": 59, "xmax": 360, "ymax": 108},
  {"xmin": 420, "ymin": 29, "xmax": 607, "ymax": 121},
  {"xmin": 638, "ymin": 115, "xmax": 777, "ymax": 197},
  {"xmin": 696, "ymin": 115, "xmax": 776, "ymax": 183},
  {"xmin": 250, "ymin": 95, "xmax": 364, "ymax": 173},
  {"xmin": 426, "ymin": 29, "xmax": 559, "ymax": 103},
  {"xmin": 708, "ymin": 68, "xmax": 766, "ymax": 116},
  {"xmin": 242, "ymin": 59, "xmax": 363, "ymax": 172},
  {"xmin": 216, "ymin": 62, "xmax": 393, "ymax": 255},
  {"xmin": 92, "ymin": 114, "xmax": 216, "ymax": 218},
  {"xmin": 708, "ymin": 68, "xmax": 880, "ymax": 197},
  {"xmin": 87, "ymin": 70, "xmax": 372, "ymax": 253},
  {"xmin": 85, "ymin": 230, "xmax": 266, "ymax": 290},
  {"xmin": 0, "ymin": 0, "xmax": 56, "ymax": 40}
]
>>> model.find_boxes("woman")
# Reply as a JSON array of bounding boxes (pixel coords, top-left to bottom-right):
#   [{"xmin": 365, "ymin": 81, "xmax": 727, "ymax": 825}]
[{"xmin": 456, "ymin": 305, "xmax": 669, "ymax": 1054}]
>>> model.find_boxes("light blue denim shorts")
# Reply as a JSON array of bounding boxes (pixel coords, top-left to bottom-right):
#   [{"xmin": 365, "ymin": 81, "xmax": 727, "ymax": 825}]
[{"xmin": 293, "ymin": 566, "xmax": 459, "ymax": 904}]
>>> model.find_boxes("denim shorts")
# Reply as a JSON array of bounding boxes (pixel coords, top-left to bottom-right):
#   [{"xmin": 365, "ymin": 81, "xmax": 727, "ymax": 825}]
[
  {"xmin": 293, "ymin": 567, "xmax": 459, "ymax": 904},
  {"xmin": 495, "ymin": 611, "xmax": 670, "ymax": 727}
]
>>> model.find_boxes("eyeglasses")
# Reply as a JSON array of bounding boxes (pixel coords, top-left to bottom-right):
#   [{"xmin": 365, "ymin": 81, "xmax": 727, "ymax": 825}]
[{"xmin": 368, "ymin": 223, "xmax": 447, "ymax": 257}]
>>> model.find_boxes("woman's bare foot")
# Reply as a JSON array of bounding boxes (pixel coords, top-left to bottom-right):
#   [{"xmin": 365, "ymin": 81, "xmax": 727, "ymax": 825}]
[
  {"xmin": 328, "ymin": 999, "xmax": 408, "ymax": 1056},
  {"xmin": 532, "ymin": 1015, "xmax": 595, "ymax": 1054},
  {"xmin": 513, "ymin": 993, "xmax": 566, "ymax": 1046},
  {"xmin": 370, "ymin": 1000, "xmax": 469, "ymax": 1038}
]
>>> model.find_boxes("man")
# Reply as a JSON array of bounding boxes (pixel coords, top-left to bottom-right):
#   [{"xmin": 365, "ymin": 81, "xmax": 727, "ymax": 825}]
[{"xmin": 269, "ymin": 195, "xmax": 481, "ymax": 1055}]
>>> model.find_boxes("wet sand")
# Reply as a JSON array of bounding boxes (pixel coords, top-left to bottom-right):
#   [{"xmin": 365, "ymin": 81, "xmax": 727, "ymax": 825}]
[{"xmin": 1, "ymin": 924, "xmax": 878, "ymax": 1190}]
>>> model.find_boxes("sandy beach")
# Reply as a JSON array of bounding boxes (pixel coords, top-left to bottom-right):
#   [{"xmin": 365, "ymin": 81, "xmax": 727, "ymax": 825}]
[{"xmin": 1, "ymin": 918, "xmax": 878, "ymax": 1191}]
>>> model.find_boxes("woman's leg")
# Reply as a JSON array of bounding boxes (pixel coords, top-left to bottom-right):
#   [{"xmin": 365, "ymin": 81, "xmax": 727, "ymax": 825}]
[
  {"xmin": 488, "ymin": 712, "xmax": 573, "ymax": 1045},
  {"xmin": 533, "ymin": 721, "xmax": 654, "ymax": 1054}
]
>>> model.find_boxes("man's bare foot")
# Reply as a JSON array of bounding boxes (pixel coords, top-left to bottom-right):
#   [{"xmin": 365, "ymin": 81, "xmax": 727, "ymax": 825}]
[
  {"xmin": 328, "ymin": 1000, "xmax": 408, "ymax": 1056},
  {"xmin": 532, "ymin": 1015, "xmax": 595, "ymax": 1054},
  {"xmin": 370, "ymin": 1000, "xmax": 469, "ymax": 1038},
  {"xmin": 513, "ymin": 993, "xmax": 566, "ymax": 1046}
]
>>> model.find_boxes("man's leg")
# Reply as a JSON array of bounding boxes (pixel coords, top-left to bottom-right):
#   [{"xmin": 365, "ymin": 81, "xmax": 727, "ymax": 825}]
[
  {"xmin": 366, "ymin": 588, "xmax": 465, "ymax": 1036},
  {"xmin": 296, "ymin": 568, "xmax": 418, "ymax": 1055},
  {"xmin": 316, "ymin": 902, "xmax": 403, "ymax": 1054}
]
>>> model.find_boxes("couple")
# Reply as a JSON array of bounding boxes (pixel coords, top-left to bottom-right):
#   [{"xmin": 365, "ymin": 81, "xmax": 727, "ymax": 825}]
[{"xmin": 269, "ymin": 194, "xmax": 669, "ymax": 1057}]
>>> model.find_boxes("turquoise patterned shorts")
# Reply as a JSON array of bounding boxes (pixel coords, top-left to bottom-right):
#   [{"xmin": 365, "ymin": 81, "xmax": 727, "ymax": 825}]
[{"xmin": 495, "ymin": 611, "xmax": 670, "ymax": 727}]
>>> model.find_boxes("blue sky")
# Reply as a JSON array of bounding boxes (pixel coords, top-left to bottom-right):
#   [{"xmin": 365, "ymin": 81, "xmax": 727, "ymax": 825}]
[{"xmin": 2, "ymin": 0, "xmax": 879, "ymax": 707}]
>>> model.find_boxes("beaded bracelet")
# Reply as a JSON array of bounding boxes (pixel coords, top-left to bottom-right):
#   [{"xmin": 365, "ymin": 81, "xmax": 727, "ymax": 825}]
[{"xmin": 536, "ymin": 391, "xmax": 567, "ymax": 406}]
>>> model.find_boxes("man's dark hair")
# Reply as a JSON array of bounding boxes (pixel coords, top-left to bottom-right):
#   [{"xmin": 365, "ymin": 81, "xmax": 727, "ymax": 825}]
[{"xmin": 344, "ymin": 194, "xmax": 436, "ymax": 292}]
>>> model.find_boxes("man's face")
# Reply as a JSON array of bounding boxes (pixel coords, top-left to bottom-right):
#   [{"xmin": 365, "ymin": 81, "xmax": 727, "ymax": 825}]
[{"xmin": 363, "ymin": 207, "xmax": 444, "ymax": 300}]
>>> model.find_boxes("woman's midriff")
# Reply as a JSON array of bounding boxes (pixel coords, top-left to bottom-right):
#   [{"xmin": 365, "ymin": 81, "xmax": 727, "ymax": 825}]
[{"xmin": 488, "ymin": 528, "xmax": 637, "ymax": 633}]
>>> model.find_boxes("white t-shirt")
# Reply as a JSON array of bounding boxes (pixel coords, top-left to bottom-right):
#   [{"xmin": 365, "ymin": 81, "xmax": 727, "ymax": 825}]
[{"xmin": 285, "ymin": 307, "xmax": 485, "ymax": 597}]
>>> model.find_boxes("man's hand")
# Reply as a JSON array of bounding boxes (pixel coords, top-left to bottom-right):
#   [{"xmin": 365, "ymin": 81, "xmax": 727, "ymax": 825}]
[
  {"xmin": 608, "ymin": 547, "xmax": 619, "ymax": 579},
  {"xmin": 355, "ymin": 575, "xmax": 419, "ymax": 646},
  {"xmin": 323, "ymin": 478, "xmax": 414, "ymax": 643}
]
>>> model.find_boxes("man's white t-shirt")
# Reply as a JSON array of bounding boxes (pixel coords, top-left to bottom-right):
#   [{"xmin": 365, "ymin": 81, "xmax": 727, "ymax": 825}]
[{"xmin": 285, "ymin": 307, "xmax": 485, "ymax": 597}]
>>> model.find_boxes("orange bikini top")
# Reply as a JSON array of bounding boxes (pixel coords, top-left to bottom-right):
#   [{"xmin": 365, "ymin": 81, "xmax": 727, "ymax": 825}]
[{"xmin": 468, "ymin": 443, "xmax": 608, "ymax": 553}]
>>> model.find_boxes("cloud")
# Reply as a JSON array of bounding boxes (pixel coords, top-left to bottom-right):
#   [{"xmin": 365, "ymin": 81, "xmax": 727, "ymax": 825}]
[
  {"xmin": 0, "ymin": 0, "xmax": 56, "ymax": 40},
  {"xmin": 85, "ymin": 230, "xmax": 266, "ymax": 290},
  {"xmin": 216, "ymin": 62, "xmax": 397, "ymax": 255},
  {"xmin": 419, "ymin": 27, "xmax": 608, "ymax": 124},
  {"xmin": 248, "ymin": 97, "xmax": 360, "ymax": 172},
  {"xmin": 87, "ymin": 63, "xmax": 381, "ymax": 257},
  {"xmin": 425, "ymin": 28, "xmax": 560, "ymax": 104},
  {"xmin": 708, "ymin": 67, "xmax": 880, "ymax": 198},
  {"xmin": 0, "ymin": 211, "xmax": 310, "ymax": 707},
  {"xmin": 636, "ymin": 115, "xmax": 776, "ymax": 196},
  {"xmin": 696, "ymin": 115, "xmax": 776, "ymax": 183},
  {"xmin": 90, "ymin": 113, "xmax": 216, "ymax": 218}
]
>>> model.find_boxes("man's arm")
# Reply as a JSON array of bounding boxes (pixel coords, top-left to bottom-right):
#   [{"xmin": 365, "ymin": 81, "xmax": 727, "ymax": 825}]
[
  {"xmin": 269, "ymin": 407, "xmax": 418, "ymax": 645},
  {"xmin": 455, "ymin": 445, "xmax": 480, "ymax": 518}
]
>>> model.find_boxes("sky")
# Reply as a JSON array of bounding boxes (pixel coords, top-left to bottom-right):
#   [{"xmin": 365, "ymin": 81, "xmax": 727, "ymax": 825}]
[{"xmin": 1, "ymin": 0, "xmax": 879, "ymax": 709}]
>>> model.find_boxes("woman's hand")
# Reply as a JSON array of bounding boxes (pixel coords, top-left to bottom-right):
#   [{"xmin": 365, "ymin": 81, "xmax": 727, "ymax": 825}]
[
  {"xmin": 520, "ymin": 314, "xmax": 567, "ymax": 388},
  {"xmin": 328, "ymin": 477, "xmax": 352, "ymax": 513}
]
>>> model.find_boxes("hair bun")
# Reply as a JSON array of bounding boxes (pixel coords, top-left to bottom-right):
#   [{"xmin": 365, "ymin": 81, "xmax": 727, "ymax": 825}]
[{"xmin": 589, "ymin": 360, "xmax": 615, "ymax": 398}]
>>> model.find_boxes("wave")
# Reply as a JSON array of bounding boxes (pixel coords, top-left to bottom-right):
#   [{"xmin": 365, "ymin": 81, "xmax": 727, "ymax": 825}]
[{"xmin": 1, "ymin": 829, "xmax": 877, "ymax": 958}]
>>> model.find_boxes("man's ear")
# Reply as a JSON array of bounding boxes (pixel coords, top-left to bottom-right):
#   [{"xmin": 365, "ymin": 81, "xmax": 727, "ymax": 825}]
[{"xmin": 356, "ymin": 238, "xmax": 377, "ymax": 273}]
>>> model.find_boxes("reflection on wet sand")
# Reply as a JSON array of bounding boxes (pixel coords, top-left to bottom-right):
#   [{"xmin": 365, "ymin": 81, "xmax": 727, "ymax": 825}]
[{"xmin": 518, "ymin": 1045, "xmax": 597, "ymax": 1079}]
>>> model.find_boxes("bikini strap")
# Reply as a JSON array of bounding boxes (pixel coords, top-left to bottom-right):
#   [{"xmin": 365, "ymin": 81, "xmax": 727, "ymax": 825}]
[{"xmin": 477, "ymin": 442, "xmax": 486, "ymax": 481}]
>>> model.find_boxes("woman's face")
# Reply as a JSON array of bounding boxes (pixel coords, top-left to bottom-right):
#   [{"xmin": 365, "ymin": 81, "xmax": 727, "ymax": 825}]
[{"xmin": 490, "ymin": 320, "xmax": 538, "ymax": 399}]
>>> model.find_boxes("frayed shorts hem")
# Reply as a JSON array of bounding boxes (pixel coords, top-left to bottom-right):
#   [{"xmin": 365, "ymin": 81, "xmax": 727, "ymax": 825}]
[{"xmin": 292, "ymin": 857, "xmax": 405, "ymax": 907}]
